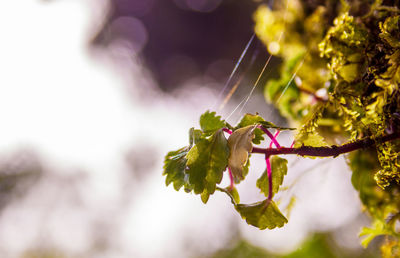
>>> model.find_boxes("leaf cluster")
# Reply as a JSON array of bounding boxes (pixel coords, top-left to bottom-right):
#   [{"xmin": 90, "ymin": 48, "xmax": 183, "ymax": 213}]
[
  {"xmin": 163, "ymin": 111, "xmax": 229, "ymax": 203},
  {"xmin": 163, "ymin": 111, "xmax": 291, "ymax": 229}
]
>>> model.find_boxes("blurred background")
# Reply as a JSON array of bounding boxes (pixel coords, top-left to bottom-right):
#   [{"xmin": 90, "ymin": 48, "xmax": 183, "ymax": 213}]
[{"xmin": 0, "ymin": 0, "xmax": 380, "ymax": 257}]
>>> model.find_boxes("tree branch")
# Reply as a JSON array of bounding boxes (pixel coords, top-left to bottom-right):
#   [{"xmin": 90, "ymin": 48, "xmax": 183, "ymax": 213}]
[{"xmin": 252, "ymin": 132, "xmax": 400, "ymax": 157}]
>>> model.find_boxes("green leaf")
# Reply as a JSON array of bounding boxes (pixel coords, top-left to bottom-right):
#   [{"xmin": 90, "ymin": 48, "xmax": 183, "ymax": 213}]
[
  {"xmin": 235, "ymin": 113, "xmax": 265, "ymax": 144},
  {"xmin": 259, "ymin": 121, "xmax": 295, "ymax": 130},
  {"xmin": 235, "ymin": 199, "xmax": 288, "ymax": 229},
  {"xmin": 163, "ymin": 147, "xmax": 191, "ymax": 191},
  {"xmin": 217, "ymin": 186, "xmax": 240, "ymax": 205},
  {"xmin": 379, "ymin": 15, "xmax": 400, "ymax": 48},
  {"xmin": 263, "ymin": 53, "xmax": 303, "ymax": 120},
  {"xmin": 186, "ymin": 129, "xmax": 229, "ymax": 203},
  {"xmin": 360, "ymin": 219, "xmax": 392, "ymax": 248},
  {"xmin": 294, "ymin": 131, "xmax": 327, "ymax": 148},
  {"xmin": 189, "ymin": 127, "xmax": 204, "ymax": 146},
  {"xmin": 199, "ymin": 110, "xmax": 226, "ymax": 136},
  {"xmin": 239, "ymin": 156, "xmax": 250, "ymax": 184},
  {"xmin": 319, "ymin": 13, "xmax": 368, "ymax": 58},
  {"xmin": 235, "ymin": 114, "xmax": 295, "ymax": 144},
  {"xmin": 256, "ymin": 156, "xmax": 288, "ymax": 197},
  {"xmin": 201, "ymin": 191, "xmax": 210, "ymax": 204},
  {"xmin": 256, "ymin": 170, "xmax": 269, "ymax": 197},
  {"xmin": 235, "ymin": 113, "xmax": 265, "ymax": 128},
  {"xmin": 265, "ymin": 78, "xmax": 282, "ymax": 102},
  {"xmin": 375, "ymin": 141, "xmax": 400, "ymax": 188},
  {"xmin": 337, "ymin": 63, "xmax": 360, "ymax": 83},
  {"xmin": 227, "ymin": 125, "xmax": 255, "ymax": 183},
  {"xmin": 348, "ymin": 150, "xmax": 382, "ymax": 209}
]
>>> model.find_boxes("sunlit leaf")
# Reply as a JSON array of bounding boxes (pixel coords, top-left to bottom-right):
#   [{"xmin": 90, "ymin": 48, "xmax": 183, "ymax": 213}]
[
  {"xmin": 319, "ymin": 13, "xmax": 368, "ymax": 58},
  {"xmin": 235, "ymin": 199, "xmax": 288, "ymax": 229},
  {"xmin": 379, "ymin": 15, "xmax": 400, "ymax": 48},
  {"xmin": 235, "ymin": 114, "xmax": 265, "ymax": 144},
  {"xmin": 201, "ymin": 191, "xmax": 210, "ymax": 204},
  {"xmin": 259, "ymin": 121, "xmax": 296, "ymax": 130},
  {"xmin": 360, "ymin": 219, "xmax": 391, "ymax": 248},
  {"xmin": 294, "ymin": 131, "xmax": 327, "ymax": 148},
  {"xmin": 200, "ymin": 110, "xmax": 226, "ymax": 136},
  {"xmin": 217, "ymin": 186, "xmax": 240, "ymax": 205},
  {"xmin": 186, "ymin": 129, "xmax": 229, "ymax": 203},
  {"xmin": 235, "ymin": 114, "xmax": 295, "ymax": 144},
  {"xmin": 236, "ymin": 113, "xmax": 265, "ymax": 128},
  {"xmin": 256, "ymin": 156, "xmax": 288, "ymax": 197},
  {"xmin": 338, "ymin": 63, "xmax": 360, "ymax": 82},
  {"xmin": 381, "ymin": 239, "xmax": 400, "ymax": 258},
  {"xmin": 375, "ymin": 141, "xmax": 400, "ymax": 189},
  {"xmin": 227, "ymin": 125, "xmax": 255, "ymax": 182}
]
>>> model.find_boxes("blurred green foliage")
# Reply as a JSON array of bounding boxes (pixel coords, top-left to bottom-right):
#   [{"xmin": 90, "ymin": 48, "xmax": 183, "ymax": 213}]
[{"xmin": 209, "ymin": 233, "xmax": 379, "ymax": 258}]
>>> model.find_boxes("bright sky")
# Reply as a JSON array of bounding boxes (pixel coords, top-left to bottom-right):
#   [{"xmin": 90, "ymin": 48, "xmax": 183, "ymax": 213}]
[{"xmin": 0, "ymin": 1, "xmax": 365, "ymax": 257}]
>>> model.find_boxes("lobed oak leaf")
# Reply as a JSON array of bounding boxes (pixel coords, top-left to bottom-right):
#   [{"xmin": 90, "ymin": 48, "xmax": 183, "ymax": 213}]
[{"xmin": 295, "ymin": 131, "xmax": 327, "ymax": 148}]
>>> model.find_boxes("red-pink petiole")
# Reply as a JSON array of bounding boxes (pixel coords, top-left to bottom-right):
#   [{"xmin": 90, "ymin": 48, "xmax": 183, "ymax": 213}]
[
  {"xmin": 269, "ymin": 130, "xmax": 281, "ymax": 148},
  {"xmin": 265, "ymin": 155, "xmax": 273, "ymax": 200},
  {"xmin": 258, "ymin": 125, "xmax": 281, "ymax": 148},
  {"xmin": 228, "ymin": 167, "xmax": 234, "ymax": 190},
  {"xmin": 223, "ymin": 128, "xmax": 233, "ymax": 134}
]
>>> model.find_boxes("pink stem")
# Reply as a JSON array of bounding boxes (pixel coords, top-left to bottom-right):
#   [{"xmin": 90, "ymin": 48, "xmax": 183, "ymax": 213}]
[
  {"xmin": 228, "ymin": 167, "xmax": 234, "ymax": 190},
  {"xmin": 265, "ymin": 130, "xmax": 280, "ymax": 200},
  {"xmin": 258, "ymin": 125, "xmax": 281, "ymax": 148},
  {"xmin": 266, "ymin": 155, "xmax": 273, "ymax": 200},
  {"xmin": 269, "ymin": 130, "xmax": 281, "ymax": 148},
  {"xmin": 223, "ymin": 128, "xmax": 233, "ymax": 134},
  {"xmin": 290, "ymin": 140, "xmax": 295, "ymax": 148}
]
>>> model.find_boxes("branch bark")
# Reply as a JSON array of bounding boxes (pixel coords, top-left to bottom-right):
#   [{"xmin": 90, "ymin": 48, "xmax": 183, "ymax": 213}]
[{"xmin": 252, "ymin": 132, "xmax": 400, "ymax": 157}]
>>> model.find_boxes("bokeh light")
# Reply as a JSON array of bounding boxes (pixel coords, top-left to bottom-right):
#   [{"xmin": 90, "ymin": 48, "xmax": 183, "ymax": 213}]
[{"xmin": 107, "ymin": 16, "xmax": 148, "ymax": 54}]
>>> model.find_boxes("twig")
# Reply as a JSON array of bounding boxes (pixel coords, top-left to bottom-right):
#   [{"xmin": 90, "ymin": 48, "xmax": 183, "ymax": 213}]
[{"xmin": 252, "ymin": 132, "xmax": 400, "ymax": 157}]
